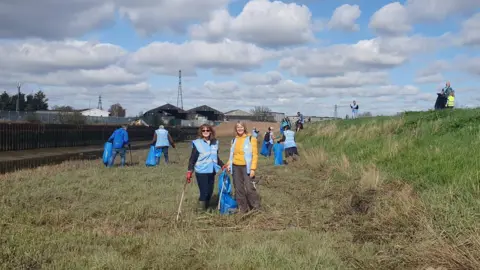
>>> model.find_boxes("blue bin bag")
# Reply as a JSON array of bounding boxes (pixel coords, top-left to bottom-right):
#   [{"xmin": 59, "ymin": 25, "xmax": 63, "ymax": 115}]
[
  {"xmin": 260, "ymin": 141, "xmax": 270, "ymax": 157},
  {"xmin": 217, "ymin": 170, "xmax": 238, "ymax": 215},
  {"xmin": 145, "ymin": 145, "xmax": 157, "ymax": 166},
  {"xmin": 273, "ymin": 143, "xmax": 284, "ymax": 166},
  {"xmin": 102, "ymin": 142, "xmax": 113, "ymax": 166}
]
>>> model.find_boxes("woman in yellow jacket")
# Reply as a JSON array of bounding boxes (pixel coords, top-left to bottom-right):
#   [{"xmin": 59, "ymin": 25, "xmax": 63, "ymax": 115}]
[{"xmin": 224, "ymin": 121, "xmax": 261, "ymax": 213}]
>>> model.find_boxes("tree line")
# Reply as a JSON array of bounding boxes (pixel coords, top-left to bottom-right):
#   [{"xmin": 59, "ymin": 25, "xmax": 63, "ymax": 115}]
[
  {"xmin": 0, "ymin": 90, "xmax": 126, "ymax": 117},
  {"xmin": 0, "ymin": 91, "xmax": 49, "ymax": 111}
]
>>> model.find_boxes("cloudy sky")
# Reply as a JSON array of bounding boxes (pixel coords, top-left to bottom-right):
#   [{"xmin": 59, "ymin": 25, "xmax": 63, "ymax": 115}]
[{"xmin": 0, "ymin": 0, "xmax": 479, "ymax": 117}]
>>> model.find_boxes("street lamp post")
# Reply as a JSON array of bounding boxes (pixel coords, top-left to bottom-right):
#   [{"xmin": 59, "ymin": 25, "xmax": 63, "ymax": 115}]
[{"xmin": 16, "ymin": 82, "xmax": 22, "ymax": 112}]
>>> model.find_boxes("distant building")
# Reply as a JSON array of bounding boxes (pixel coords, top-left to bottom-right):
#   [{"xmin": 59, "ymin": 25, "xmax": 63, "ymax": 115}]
[
  {"xmin": 187, "ymin": 105, "xmax": 224, "ymax": 121},
  {"xmin": 269, "ymin": 111, "xmax": 285, "ymax": 122},
  {"xmin": 224, "ymin": 109, "xmax": 252, "ymax": 116},
  {"xmin": 77, "ymin": 108, "xmax": 110, "ymax": 117},
  {"xmin": 143, "ymin": 103, "xmax": 187, "ymax": 126}
]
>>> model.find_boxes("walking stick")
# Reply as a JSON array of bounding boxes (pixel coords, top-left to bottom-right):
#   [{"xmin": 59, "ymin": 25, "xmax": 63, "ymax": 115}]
[
  {"xmin": 176, "ymin": 182, "xmax": 188, "ymax": 222},
  {"xmin": 128, "ymin": 145, "xmax": 133, "ymax": 165}
]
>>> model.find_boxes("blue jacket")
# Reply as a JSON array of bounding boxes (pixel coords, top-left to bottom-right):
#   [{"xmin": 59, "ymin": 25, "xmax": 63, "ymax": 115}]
[{"xmin": 108, "ymin": 128, "xmax": 129, "ymax": 149}]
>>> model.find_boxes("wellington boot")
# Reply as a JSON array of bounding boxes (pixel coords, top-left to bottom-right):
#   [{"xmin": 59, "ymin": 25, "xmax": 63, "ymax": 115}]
[{"xmin": 196, "ymin": 201, "xmax": 207, "ymax": 213}]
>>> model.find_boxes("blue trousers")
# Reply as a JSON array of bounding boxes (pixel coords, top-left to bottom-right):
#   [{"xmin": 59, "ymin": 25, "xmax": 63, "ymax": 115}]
[
  {"xmin": 196, "ymin": 172, "xmax": 215, "ymax": 202},
  {"xmin": 155, "ymin": 146, "xmax": 169, "ymax": 164},
  {"xmin": 267, "ymin": 143, "xmax": 273, "ymax": 157},
  {"xmin": 108, "ymin": 148, "xmax": 126, "ymax": 167}
]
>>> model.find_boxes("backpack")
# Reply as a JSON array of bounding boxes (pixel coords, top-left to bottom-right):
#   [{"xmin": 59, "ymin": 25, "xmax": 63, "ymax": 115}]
[{"xmin": 264, "ymin": 132, "xmax": 270, "ymax": 142}]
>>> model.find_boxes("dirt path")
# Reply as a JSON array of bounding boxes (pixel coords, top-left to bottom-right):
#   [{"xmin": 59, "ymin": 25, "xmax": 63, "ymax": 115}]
[{"xmin": 0, "ymin": 141, "xmax": 152, "ymax": 162}]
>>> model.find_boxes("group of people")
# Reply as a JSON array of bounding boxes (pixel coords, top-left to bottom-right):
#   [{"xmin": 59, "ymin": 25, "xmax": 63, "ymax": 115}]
[
  {"xmin": 435, "ymin": 81, "xmax": 455, "ymax": 110},
  {"xmin": 106, "ymin": 119, "xmax": 300, "ymax": 214},
  {"xmin": 186, "ymin": 121, "xmax": 300, "ymax": 213},
  {"xmin": 106, "ymin": 124, "xmax": 176, "ymax": 167}
]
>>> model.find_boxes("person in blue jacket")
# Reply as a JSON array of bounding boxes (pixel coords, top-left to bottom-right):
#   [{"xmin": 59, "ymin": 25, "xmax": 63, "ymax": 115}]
[
  {"xmin": 252, "ymin": 127, "xmax": 259, "ymax": 138},
  {"xmin": 278, "ymin": 124, "xmax": 299, "ymax": 162},
  {"xmin": 107, "ymin": 125, "xmax": 130, "ymax": 167},
  {"xmin": 151, "ymin": 125, "xmax": 176, "ymax": 164},
  {"xmin": 186, "ymin": 124, "xmax": 225, "ymax": 212}
]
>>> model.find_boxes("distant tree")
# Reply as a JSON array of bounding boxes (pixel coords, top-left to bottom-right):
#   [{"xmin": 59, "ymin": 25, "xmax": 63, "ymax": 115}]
[
  {"xmin": 7, "ymin": 93, "xmax": 26, "ymax": 111},
  {"xmin": 0, "ymin": 91, "xmax": 9, "ymax": 110},
  {"xmin": 250, "ymin": 106, "xmax": 272, "ymax": 116},
  {"xmin": 109, "ymin": 103, "xmax": 126, "ymax": 117},
  {"xmin": 358, "ymin": 111, "xmax": 373, "ymax": 118},
  {"xmin": 25, "ymin": 113, "xmax": 41, "ymax": 123},
  {"xmin": 52, "ymin": 105, "xmax": 75, "ymax": 112},
  {"xmin": 32, "ymin": 90, "xmax": 49, "ymax": 110},
  {"xmin": 57, "ymin": 111, "xmax": 86, "ymax": 125},
  {"xmin": 0, "ymin": 90, "xmax": 48, "ymax": 111}
]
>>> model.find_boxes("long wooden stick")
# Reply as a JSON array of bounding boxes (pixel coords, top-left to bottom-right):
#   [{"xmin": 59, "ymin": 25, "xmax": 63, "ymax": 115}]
[{"xmin": 176, "ymin": 182, "xmax": 188, "ymax": 222}]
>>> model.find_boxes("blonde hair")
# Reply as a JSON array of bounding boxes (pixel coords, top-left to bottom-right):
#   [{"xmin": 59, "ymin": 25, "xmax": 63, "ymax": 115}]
[{"xmin": 234, "ymin": 121, "xmax": 248, "ymax": 135}]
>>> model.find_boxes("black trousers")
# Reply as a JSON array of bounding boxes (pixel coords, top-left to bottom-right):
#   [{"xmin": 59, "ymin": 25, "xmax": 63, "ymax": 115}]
[{"xmin": 195, "ymin": 172, "xmax": 215, "ymax": 202}]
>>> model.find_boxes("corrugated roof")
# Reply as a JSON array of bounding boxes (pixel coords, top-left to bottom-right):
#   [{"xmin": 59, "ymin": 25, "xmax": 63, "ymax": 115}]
[
  {"xmin": 144, "ymin": 103, "xmax": 187, "ymax": 114},
  {"xmin": 187, "ymin": 105, "xmax": 223, "ymax": 115}
]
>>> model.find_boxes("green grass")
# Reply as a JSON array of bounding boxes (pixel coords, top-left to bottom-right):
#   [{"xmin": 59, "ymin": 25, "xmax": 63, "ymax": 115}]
[
  {"xmin": 1, "ymin": 109, "xmax": 479, "ymax": 269},
  {"xmin": 298, "ymin": 108, "xmax": 480, "ymax": 268},
  {"xmin": 0, "ymin": 143, "xmax": 350, "ymax": 270}
]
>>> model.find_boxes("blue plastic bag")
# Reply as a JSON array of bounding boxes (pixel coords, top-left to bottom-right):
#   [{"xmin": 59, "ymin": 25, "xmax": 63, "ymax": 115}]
[
  {"xmin": 218, "ymin": 170, "xmax": 238, "ymax": 215},
  {"xmin": 273, "ymin": 143, "xmax": 284, "ymax": 166},
  {"xmin": 145, "ymin": 145, "xmax": 157, "ymax": 166},
  {"xmin": 102, "ymin": 142, "xmax": 113, "ymax": 166},
  {"xmin": 260, "ymin": 141, "xmax": 269, "ymax": 157}
]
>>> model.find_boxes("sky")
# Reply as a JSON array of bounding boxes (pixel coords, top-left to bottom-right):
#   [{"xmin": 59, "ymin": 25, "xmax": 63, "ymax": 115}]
[{"xmin": 0, "ymin": 0, "xmax": 479, "ymax": 118}]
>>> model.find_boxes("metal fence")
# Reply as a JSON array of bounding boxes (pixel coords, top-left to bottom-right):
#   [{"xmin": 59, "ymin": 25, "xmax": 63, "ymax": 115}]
[
  {"xmin": 0, "ymin": 111, "xmax": 134, "ymax": 125},
  {"xmin": 0, "ymin": 123, "xmax": 197, "ymax": 152},
  {"xmin": 225, "ymin": 115, "xmax": 277, "ymax": 122}
]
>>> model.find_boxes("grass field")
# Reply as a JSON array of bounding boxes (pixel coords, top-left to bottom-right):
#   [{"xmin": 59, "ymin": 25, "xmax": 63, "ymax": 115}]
[{"xmin": 1, "ymin": 109, "xmax": 479, "ymax": 269}]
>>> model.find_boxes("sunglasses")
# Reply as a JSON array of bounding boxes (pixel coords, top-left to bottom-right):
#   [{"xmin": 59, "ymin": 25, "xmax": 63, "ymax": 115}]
[{"xmin": 202, "ymin": 129, "xmax": 211, "ymax": 132}]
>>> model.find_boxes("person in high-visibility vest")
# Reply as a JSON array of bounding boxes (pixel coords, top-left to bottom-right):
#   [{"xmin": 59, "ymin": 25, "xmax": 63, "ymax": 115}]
[{"xmin": 446, "ymin": 92, "xmax": 455, "ymax": 109}]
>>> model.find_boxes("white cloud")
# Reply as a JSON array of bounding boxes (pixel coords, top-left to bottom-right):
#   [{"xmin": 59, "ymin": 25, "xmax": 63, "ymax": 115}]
[
  {"xmin": 0, "ymin": 40, "xmax": 127, "ymax": 73},
  {"xmin": 328, "ymin": 4, "xmax": 361, "ymax": 32},
  {"xmin": 0, "ymin": 39, "xmax": 153, "ymax": 113},
  {"xmin": 117, "ymin": 0, "xmax": 228, "ymax": 36},
  {"xmin": 309, "ymin": 72, "xmax": 389, "ymax": 88},
  {"xmin": 279, "ymin": 34, "xmax": 449, "ymax": 78},
  {"xmin": 370, "ymin": 0, "xmax": 480, "ymax": 36},
  {"xmin": 369, "ymin": 2, "xmax": 411, "ymax": 36},
  {"xmin": 241, "ymin": 71, "xmax": 283, "ymax": 85},
  {"xmin": 405, "ymin": 0, "xmax": 480, "ymax": 22},
  {"xmin": 128, "ymin": 39, "xmax": 277, "ymax": 75},
  {"xmin": 0, "ymin": 0, "xmax": 115, "ymax": 39},
  {"xmin": 415, "ymin": 73, "xmax": 445, "ymax": 84},
  {"xmin": 459, "ymin": 57, "xmax": 480, "ymax": 76},
  {"xmin": 189, "ymin": 0, "xmax": 315, "ymax": 47},
  {"xmin": 458, "ymin": 13, "xmax": 480, "ymax": 46}
]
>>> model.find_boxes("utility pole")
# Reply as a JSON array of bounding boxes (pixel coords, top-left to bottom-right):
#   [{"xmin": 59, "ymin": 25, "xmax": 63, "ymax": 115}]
[
  {"xmin": 177, "ymin": 70, "xmax": 183, "ymax": 109},
  {"xmin": 16, "ymin": 82, "xmax": 21, "ymax": 112},
  {"xmin": 334, "ymin": 104, "xmax": 338, "ymax": 119},
  {"xmin": 97, "ymin": 95, "xmax": 103, "ymax": 110}
]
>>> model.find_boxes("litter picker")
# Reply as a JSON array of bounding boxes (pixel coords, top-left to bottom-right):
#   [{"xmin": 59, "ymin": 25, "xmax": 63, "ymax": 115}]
[
  {"xmin": 128, "ymin": 144, "xmax": 133, "ymax": 165},
  {"xmin": 176, "ymin": 181, "xmax": 188, "ymax": 222}
]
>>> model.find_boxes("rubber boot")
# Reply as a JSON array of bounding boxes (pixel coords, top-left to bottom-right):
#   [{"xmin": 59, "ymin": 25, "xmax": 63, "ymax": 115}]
[{"xmin": 196, "ymin": 201, "xmax": 207, "ymax": 213}]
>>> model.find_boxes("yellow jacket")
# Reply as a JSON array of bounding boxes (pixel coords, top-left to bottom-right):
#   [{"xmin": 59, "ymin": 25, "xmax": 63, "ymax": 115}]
[
  {"xmin": 229, "ymin": 133, "xmax": 258, "ymax": 170},
  {"xmin": 447, "ymin": 95, "xmax": 455, "ymax": 107}
]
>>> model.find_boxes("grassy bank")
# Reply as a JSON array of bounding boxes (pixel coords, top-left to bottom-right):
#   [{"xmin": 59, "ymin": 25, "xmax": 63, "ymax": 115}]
[{"xmin": 298, "ymin": 108, "xmax": 480, "ymax": 268}]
